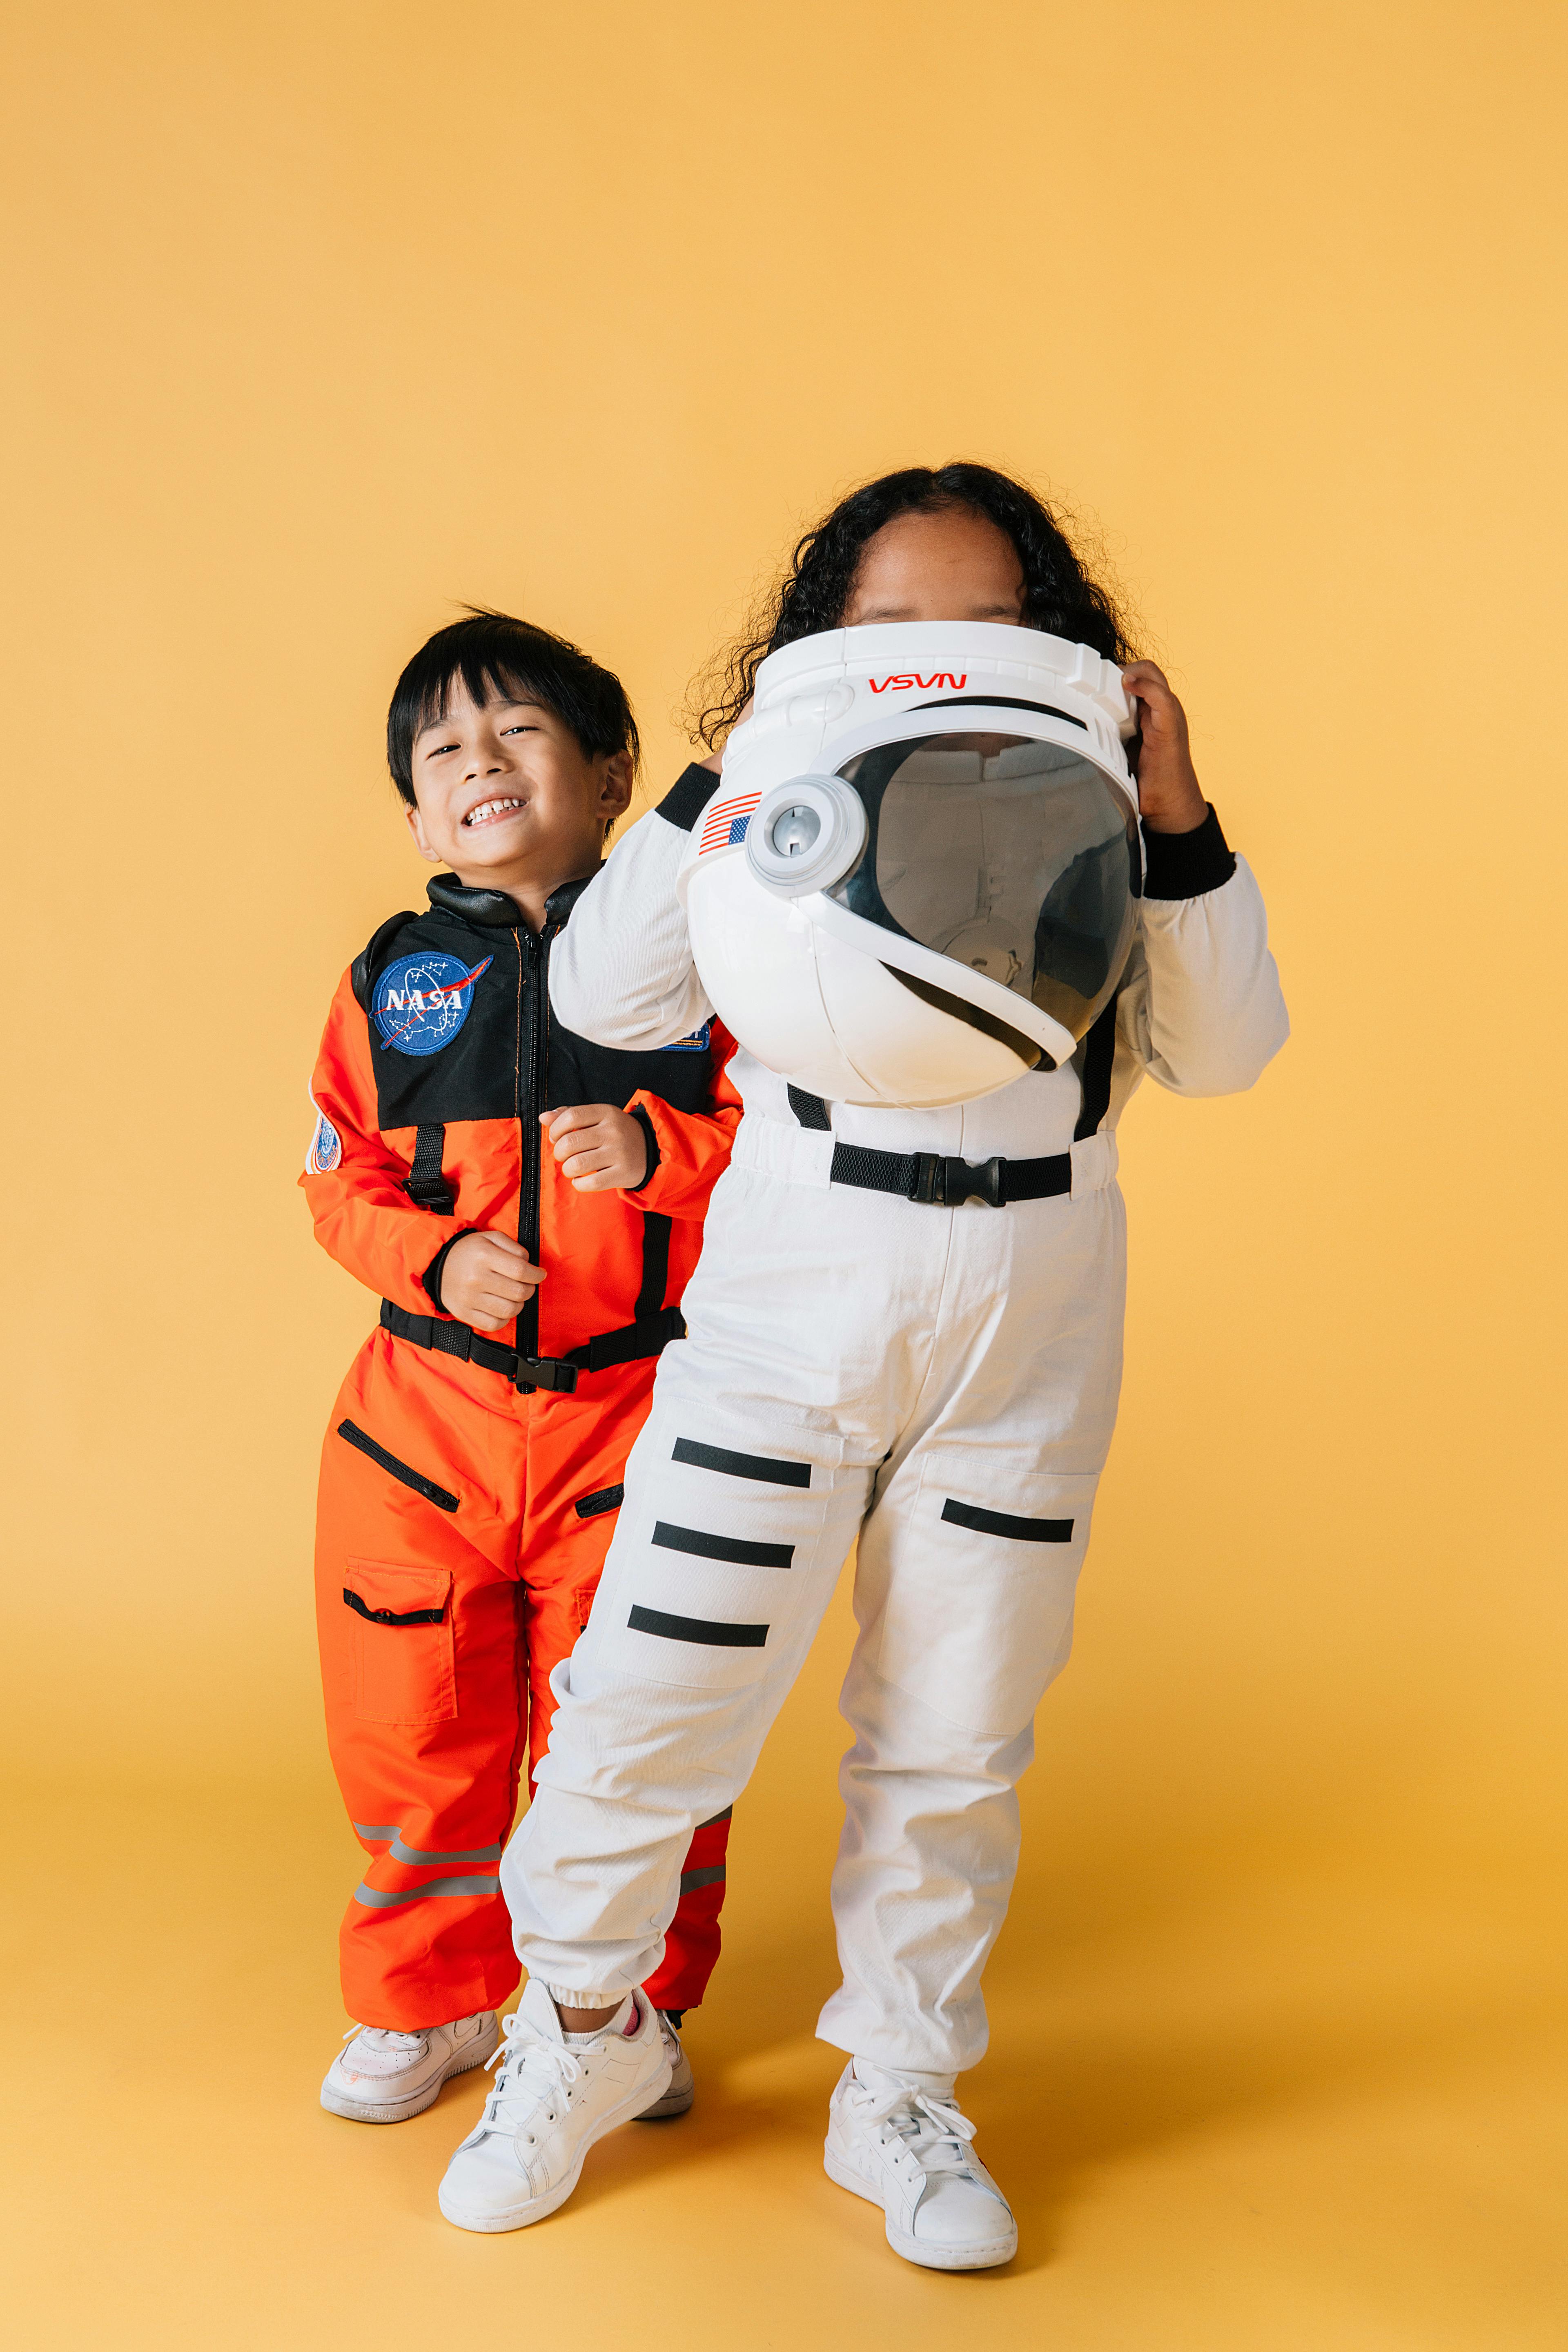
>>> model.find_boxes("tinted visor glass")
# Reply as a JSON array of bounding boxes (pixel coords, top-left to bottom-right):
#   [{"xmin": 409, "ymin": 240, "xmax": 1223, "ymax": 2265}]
[{"xmin": 830, "ymin": 732, "xmax": 1139, "ymax": 1042}]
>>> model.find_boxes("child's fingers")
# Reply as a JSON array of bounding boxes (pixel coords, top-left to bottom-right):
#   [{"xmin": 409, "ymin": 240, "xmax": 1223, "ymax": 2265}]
[
  {"xmin": 470, "ymin": 1273, "xmax": 540, "ymax": 1317},
  {"xmin": 479, "ymin": 1228, "xmax": 532, "ymax": 1260},
  {"xmin": 558, "ymin": 1143, "xmax": 614, "ymax": 1179},
  {"xmin": 550, "ymin": 1125, "xmax": 608, "ymax": 1165},
  {"xmin": 543, "ymin": 1104, "xmax": 612, "ymax": 1140}
]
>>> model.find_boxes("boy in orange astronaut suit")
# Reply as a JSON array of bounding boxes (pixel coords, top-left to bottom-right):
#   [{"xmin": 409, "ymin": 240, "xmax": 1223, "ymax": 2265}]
[{"xmin": 302, "ymin": 613, "xmax": 739, "ymax": 2126}]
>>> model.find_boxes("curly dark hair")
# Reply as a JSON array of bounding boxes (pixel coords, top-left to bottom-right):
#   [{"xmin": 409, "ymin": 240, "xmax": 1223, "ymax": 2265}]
[{"xmin": 692, "ymin": 461, "xmax": 1136, "ymax": 747}]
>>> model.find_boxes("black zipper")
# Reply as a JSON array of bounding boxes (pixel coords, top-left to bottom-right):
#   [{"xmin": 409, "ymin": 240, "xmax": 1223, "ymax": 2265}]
[
  {"xmin": 336, "ymin": 1419, "xmax": 460, "ymax": 1512},
  {"xmin": 517, "ymin": 916, "xmax": 556, "ymax": 1361}
]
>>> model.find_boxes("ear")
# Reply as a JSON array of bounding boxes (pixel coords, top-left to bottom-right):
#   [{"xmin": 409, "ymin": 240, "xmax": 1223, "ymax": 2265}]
[
  {"xmin": 404, "ymin": 799, "xmax": 442, "ymax": 865},
  {"xmin": 597, "ymin": 748, "xmax": 635, "ymax": 824}
]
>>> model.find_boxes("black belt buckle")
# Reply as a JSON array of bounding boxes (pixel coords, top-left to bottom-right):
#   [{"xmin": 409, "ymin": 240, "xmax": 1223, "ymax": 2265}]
[
  {"xmin": 517, "ymin": 1356, "xmax": 580, "ymax": 1396},
  {"xmin": 909, "ymin": 1152, "xmax": 1006, "ymax": 1207},
  {"xmin": 949, "ymin": 1154, "xmax": 1005, "ymax": 1207}
]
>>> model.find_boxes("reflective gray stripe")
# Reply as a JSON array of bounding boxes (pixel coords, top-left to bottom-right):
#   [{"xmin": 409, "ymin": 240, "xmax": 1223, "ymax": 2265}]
[
  {"xmin": 679, "ymin": 1863, "xmax": 727, "ymax": 1893},
  {"xmin": 351, "ymin": 1823, "xmax": 503, "ymax": 1863},
  {"xmin": 389, "ymin": 1834, "xmax": 503, "ymax": 1865},
  {"xmin": 353, "ymin": 1875, "xmax": 499, "ymax": 1908}
]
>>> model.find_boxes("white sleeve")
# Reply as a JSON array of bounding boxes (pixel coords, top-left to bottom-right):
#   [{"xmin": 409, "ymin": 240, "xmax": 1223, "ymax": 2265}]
[
  {"xmin": 550, "ymin": 788, "xmax": 715, "ymax": 1049},
  {"xmin": 1119, "ymin": 851, "xmax": 1290, "ymax": 1098}
]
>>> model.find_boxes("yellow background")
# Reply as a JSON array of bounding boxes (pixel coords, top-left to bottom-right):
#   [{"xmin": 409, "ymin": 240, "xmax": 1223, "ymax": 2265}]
[{"xmin": 4, "ymin": 2, "xmax": 1564, "ymax": 2343}]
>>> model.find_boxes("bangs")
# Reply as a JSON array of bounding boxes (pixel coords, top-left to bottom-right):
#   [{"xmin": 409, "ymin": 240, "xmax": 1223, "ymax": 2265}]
[{"xmin": 387, "ymin": 610, "xmax": 639, "ymax": 803}]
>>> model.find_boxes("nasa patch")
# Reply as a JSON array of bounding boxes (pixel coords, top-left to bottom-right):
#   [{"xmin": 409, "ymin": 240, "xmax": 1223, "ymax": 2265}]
[
  {"xmin": 373, "ymin": 953, "xmax": 493, "ymax": 1057},
  {"xmin": 663, "ymin": 1022, "xmax": 712, "ymax": 1053},
  {"xmin": 306, "ymin": 1099, "xmax": 342, "ymax": 1174}
]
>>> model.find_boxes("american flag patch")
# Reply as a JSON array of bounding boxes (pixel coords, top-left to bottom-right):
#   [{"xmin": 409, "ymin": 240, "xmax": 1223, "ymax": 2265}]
[{"xmin": 698, "ymin": 792, "xmax": 762, "ymax": 854}]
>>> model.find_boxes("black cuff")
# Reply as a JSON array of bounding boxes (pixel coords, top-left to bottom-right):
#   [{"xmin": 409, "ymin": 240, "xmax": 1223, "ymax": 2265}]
[
  {"xmin": 656, "ymin": 763, "xmax": 722, "ymax": 833},
  {"xmin": 419, "ymin": 1232, "xmax": 471, "ymax": 1313},
  {"xmin": 1141, "ymin": 803, "xmax": 1236, "ymax": 900},
  {"xmin": 627, "ymin": 1104, "xmax": 660, "ymax": 1191}
]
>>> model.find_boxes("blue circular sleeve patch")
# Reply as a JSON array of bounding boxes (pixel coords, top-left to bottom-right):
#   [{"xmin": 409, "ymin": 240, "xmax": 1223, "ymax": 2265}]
[{"xmin": 373, "ymin": 953, "xmax": 492, "ymax": 1057}]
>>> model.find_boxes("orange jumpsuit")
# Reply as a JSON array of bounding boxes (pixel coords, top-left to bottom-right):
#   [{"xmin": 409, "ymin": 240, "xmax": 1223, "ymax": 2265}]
[{"xmin": 302, "ymin": 870, "xmax": 739, "ymax": 2029}]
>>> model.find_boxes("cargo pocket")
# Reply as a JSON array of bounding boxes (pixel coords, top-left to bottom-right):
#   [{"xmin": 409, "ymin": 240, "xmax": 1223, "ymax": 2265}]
[
  {"xmin": 344, "ymin": 1559, "xmax": 457, "ymax": 1725},
  {"xmin": 865, "ymin": 1454, "xmax": 1100, "ymax": 1739}
]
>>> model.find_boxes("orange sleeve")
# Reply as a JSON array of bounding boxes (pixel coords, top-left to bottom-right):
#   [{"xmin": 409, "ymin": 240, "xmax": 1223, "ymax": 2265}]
[
  {"xmin": 298, "ymin": 968, "xmax": 473, "ymax": 1312},
  {"xmin": 626, "ymin": 1021, "xmax": 742, "ymax": 1221}
]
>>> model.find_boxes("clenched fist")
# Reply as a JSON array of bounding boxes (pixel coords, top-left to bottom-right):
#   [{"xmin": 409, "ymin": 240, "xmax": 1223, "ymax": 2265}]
[
  {"xmin": 542, "ymin": 1104, "xmax": 651, "ymax": 1193},
  {"xmin": 437, "ymin": 1230, "xmax": 546, "ymax": 1332}
]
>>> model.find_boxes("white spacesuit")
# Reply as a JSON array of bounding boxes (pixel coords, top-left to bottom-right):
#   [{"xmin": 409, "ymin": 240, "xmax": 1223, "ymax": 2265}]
[{"xmin": 501, "ymin": 622, "xmax": 1289, "ymax": 2080}]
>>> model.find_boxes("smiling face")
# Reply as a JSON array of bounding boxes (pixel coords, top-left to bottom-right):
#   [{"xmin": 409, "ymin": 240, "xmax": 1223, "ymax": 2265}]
[
  {"xmin": 404, "ymin": 676, "xmax": 633, "ymax": 912},
  {"xmin": 841, "ymin": 504, "xmax": 1027, "ymax": 627}
]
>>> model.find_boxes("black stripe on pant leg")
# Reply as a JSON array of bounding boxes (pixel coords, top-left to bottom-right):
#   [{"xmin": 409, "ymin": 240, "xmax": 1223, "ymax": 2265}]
[
  {"xmin": 941, "ymin": 1498, "xmax": 1075, "ymax": 1543},
  {"xmin": 672, "ymin": 1438, "xmax": 811, "ymax": 1489},
  {"xmin": 679, "ymin": 1863, "xmax": 727, "ymax": 1893},
  {"xmin": 628, "ymin": 1604, "xmax": 768, "ymax": 1648},
  {"xmin": 653, "ymin": 1521, "xmax": 794, "ymax": 1569}
]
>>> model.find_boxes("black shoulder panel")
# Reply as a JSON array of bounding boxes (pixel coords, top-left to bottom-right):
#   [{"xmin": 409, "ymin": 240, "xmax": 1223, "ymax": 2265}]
[
  {"xmin": 352, "ymin": 911, "xmax": 420, "ymax": 1011},
  {"xmin": 359, "ymin": 904, "xmax": 523, "ymax": 1127},
  {"xmin": 655, "ymin": 764, "xmax": 722, "ymax": 833}
]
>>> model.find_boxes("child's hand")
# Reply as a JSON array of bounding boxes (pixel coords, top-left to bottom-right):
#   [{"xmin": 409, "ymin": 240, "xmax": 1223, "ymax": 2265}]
[
  {"xmin": 1121, "ymin": 662, "xmax": 1209, "ymax": 834},
  {"xmin": 543, "ymin": 1105, "xmax": 651, "ymax": 1192},
  {"xmin": 438, "ymin": 1230, "xmax": 545, "ymax": 1332}
]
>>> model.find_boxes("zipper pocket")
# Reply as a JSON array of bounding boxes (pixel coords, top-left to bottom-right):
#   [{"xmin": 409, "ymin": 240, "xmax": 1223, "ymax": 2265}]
[
  {"xmin": 342, "ymin": 1586, "xmax": 447, "ymax": 1627},
  {"xmin": 336, "ymin": 1419, "xmax": 459, "ymax": 1513},
  {"xmin": 574, "ymin": 1482, "xmax": 625, "ymax": 1521}
]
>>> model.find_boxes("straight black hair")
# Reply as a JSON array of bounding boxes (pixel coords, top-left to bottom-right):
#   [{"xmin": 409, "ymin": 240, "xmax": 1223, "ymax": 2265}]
[
  {"xmin": 694, "ymin": 462, "xmax": 1136, "ymax": 747},
  {"xmin": 387, "ymin": 610, "xmax": 640, "ymax": 805}
]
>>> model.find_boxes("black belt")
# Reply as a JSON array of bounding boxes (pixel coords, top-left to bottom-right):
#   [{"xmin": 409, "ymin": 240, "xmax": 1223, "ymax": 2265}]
[
  {"xmin": 379, "ymin": 1299, "xmax": 686, "ymax": 1395},
  {"xmin": 828, "ymin": 1143, "xmax": 1071, "ymax": 1208}
]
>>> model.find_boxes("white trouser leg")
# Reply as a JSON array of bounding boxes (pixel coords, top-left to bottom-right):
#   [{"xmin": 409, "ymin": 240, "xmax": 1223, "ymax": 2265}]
[
  {"xmin": 502, "ymin": 1363, "xmax": 874, "ymax": 2000},
  {"xmin": 819, "ymin": 1180, "xmax": 1125, "ymax": 2074},
  {"xmin": 822, "ymin": 1646, "xmax": 1036, "ymax": 2076}
]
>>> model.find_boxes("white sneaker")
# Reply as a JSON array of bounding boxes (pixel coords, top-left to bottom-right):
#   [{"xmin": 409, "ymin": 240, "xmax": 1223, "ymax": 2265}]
[
  {"xmin": 437, "ymin": 1978, "xmax": 671, "ymax": 2233},
  {"xmin": 635, "ymin": 2011, "xmax": 695, "ymax": 2120},
  {"xmin": 320, "ymin": 2011, "xmax": 499, "ymax": 2124},
  {"xmin": 824, "ymin": 2060, "xmax": 1018, "ymax": 2271}
]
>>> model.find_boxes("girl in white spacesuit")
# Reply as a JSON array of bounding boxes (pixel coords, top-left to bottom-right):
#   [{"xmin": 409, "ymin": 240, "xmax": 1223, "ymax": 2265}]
[{"xmin": 437, "ymin": 463, "xmax": 1289, "ymax": 2263}]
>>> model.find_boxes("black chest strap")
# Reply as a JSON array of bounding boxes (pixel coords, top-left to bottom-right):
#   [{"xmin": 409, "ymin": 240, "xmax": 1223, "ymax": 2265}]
[
  {"xmin": 1073, "ymin": 994, "xmax": 1120, "ymax": 1141},
  {"xmin": 788, "ymin": 1087, "xmax": 833, "ymax": 1131},
  {"xmin": 404, "ymin": 1124, "xmax": 455, "ymax": 1214}
]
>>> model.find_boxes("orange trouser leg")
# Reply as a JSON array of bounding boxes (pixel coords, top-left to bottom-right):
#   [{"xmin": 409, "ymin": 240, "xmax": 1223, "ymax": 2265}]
[
  {"xmin": 519, "ymin": 1361, "xmax": 732, "ymax": 2014},
  {"xmin": 315, "ymin": 1334, "xmax": 528, "ymax": 2029}
]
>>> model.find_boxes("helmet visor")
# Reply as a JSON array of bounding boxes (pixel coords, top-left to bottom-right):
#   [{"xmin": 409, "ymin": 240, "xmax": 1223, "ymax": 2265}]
[{"xmin": 829, "ymin": 732, "xmax": 1140, "ymax": 1043}]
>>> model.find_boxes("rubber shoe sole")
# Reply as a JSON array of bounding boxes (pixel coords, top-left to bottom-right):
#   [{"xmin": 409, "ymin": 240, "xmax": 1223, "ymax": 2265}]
[
  {"xmin": 320, "ymin": 2018, "xmax": 501, "ymax": 2125},
  {"xmin": 823, "ymin": 2143, "xmax": 1018, "ymax": 2272},
  {"xmin": 437, "ymin": 2055, "xmax": 674, "ymax": 2234},
  {"xmin": 635, "ymin": 2071, "xmax": 694, "ymax": 2120}
]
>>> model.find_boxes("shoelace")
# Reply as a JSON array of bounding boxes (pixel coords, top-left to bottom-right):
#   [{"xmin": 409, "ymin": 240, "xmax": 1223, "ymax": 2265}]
[
  {"xmin": 849, "ymin": 2080, "xmax": 981, "ymax": 2178},
  {"xmin": 342, "ymin": 2024, "xmax": 427, "ymax": 2052},
  {"xmin": 474, "ymin": 2012, "xmax": 584, "ymax": 2141},
  {"xmin": 339, "ymin": 2023, "xmax": 429, "ymax": 2076}
]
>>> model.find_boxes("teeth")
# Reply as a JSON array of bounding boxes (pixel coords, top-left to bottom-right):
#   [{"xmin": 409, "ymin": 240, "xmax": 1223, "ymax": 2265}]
[{"xmin": 464, "ymin": 797, "xmax": 524, "ymax": 825}]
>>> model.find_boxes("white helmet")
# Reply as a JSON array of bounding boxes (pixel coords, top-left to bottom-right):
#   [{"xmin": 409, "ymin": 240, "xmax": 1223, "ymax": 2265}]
[{"xmin": 678, "ymin": 621, "xmax": 1142, "ymax": 1108}]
